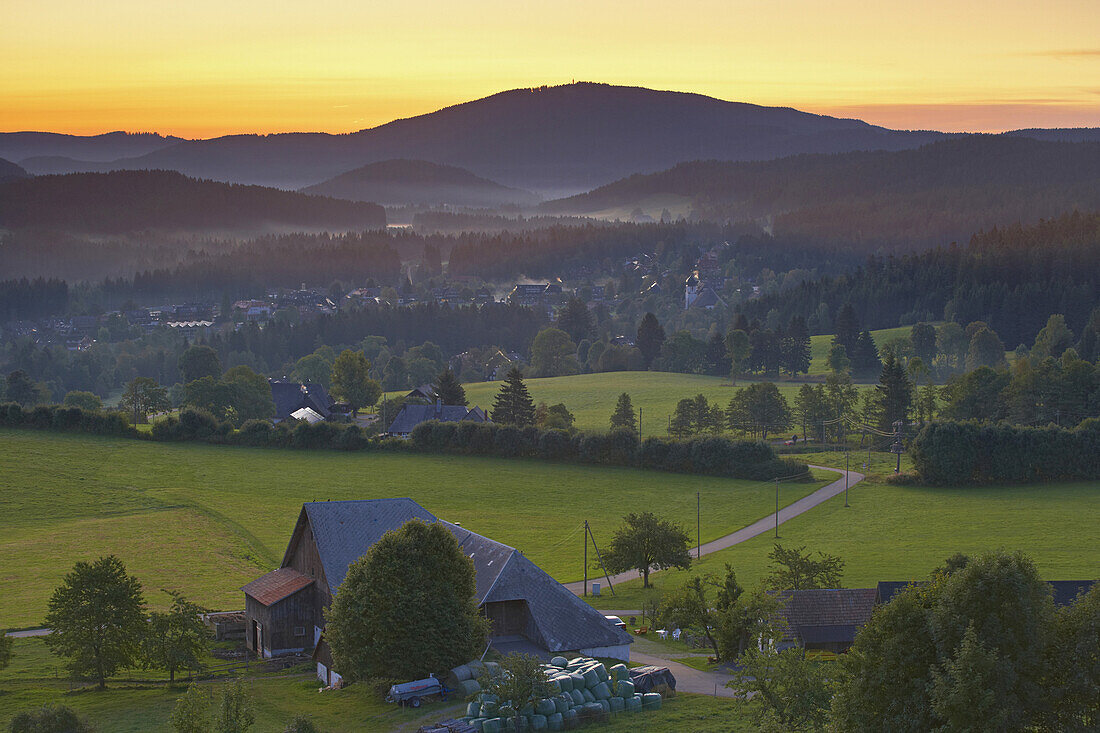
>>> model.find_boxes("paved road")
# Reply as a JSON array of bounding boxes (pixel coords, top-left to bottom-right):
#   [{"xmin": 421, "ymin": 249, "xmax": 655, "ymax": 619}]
[
  {"xmin": 4, "ymin": 628, "xmax": 50, "ymax": 638},
  {"xmin": 564, "ymin": 465, "xmax": 864, "ymax": 595}
]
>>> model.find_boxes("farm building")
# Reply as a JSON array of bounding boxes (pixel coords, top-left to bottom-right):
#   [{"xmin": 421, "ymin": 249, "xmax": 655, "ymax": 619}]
[
  {"xmin": 774, "ymin": 588, "xmax": 877, "ymax": 653},
  {"xmin": 386, "ymin": 400, "xmax": 488, "ymax": 438},
  {"xmin": 241, "ymin": 499, "xmax": 632, "ymax": 686},
  {"xmin": 270, "ymin": 379, "xmax": 334, "ymax": 423}
]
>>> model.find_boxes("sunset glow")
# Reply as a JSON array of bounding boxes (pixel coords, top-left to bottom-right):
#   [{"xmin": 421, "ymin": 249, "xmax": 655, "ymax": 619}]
[{"xmin": 3, "ymin": 0, "xmax": 1098, "ymax": 137}]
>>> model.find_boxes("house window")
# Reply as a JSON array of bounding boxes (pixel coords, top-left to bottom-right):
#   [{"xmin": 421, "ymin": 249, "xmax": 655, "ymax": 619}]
[{"xmin": 293, "ymin": 626, "xmax": 306, "ymax": 637}]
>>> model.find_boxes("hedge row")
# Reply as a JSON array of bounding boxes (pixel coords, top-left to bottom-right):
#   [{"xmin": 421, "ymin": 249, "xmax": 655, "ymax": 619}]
[
  {"xmin": 0, "ymin": 402, "xmax": 137, "ymax": 437},
  {"xmin": 0, "ymin": 403, "xmax": 807, "ymax": 482},
  {"xmin": 408, "ymin": 421, "xmax": 808, "ymax": 481},
  {"xmin": 910, "ymin": 419, "xmax": 1100, "ymax": 485}
]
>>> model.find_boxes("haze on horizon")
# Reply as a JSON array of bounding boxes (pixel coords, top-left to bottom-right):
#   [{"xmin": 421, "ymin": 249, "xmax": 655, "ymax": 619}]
[{"xmin": 3, "ymin": 0, "xmax": 1098, "ymax": 138}]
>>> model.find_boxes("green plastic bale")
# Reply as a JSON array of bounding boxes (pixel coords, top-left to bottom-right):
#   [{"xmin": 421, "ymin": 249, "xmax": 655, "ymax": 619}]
[
  {"xmin": 582, "ymin": 669, "xmax": 600, "ymax": 688},
  {"xmin": 480, "ymin": 701, "xmax": 500, "ymax": 717},
  {"xmin": 594, "ymin": 664, "xmax": 610, "ymax": 682},
  {"xmin": 569, "ymin": 689, "xmax": 585, "ymax": 706},
  {"xmin": 468, "ymin": 660, "xmax": 486, "ymax": 676},
  {"xmin": 550, "ymin": 655, "xmax": 569, "ymax": 668},
  {"xmin": 642, "ymin": 692, "xmax": 662, "ymax": 710},
  {"xmin": 484, "ymin": 661, "xmax": 502, "ymax": 677},
  {"xmin": 609, "ymin": 663, "xmax": 630, "ymax": 681},
  {"xmin": 535, "ymin": 699, "xmax": 555, "ymax": 716},
  {"xmin": 566, "ymin": 657, "xmax": 588, "ymax": 669},
  {"xmin": 626, "ymin": 696, "xmax": 642, "ymax": 713},
  {"xmin": 520, "ymin": 703, "xmax": 534, "ymax": 717},
  {"xmin": 529, "ymin": 714, "xmax": 547, "ymax": 731},
  {"xmin": 546, "ymin": 678, "xmax": 561, "ymax": 694},
  {"xmin": 480, "ymin": 693, "xmax": 500, "ymax": 704},
  {"xmin": 583, "ymin": 702, "xmax": 603, "ymax": 716},
  {"xmin": 568, "ymin": 672, "xmax": 584, "ymax": 689},
  {"xmin": 555, "ymin": 675, "xmax": 572, "ymax": 693},
  {"xmin": 615, "ymin": 680, "xmax": 635, "ymax": 697},
  {"xmin": 452, "ymin": 664, "xmax": 473, "ymax": 681},
  {"xmin": 471, "ymin": 719, "xmax": 486, "ymax": 733},
  {"xmin": 596, "ymin": 699, "xmax": 611, "ymax": 715},
  {"xmin": 608, "ymin": 696, "xmax": 625, "ymax": 713},
  {"xmin": 459, "ymin": 679, "xmax": 482, "ymax": 696},
  {"xmin": 467, "ymin": 702, "xmax": 482, "ymax": 718},
  {"xmin": 562, "ymin": 708, "xmax": 577, "ymax": 722},
  {"xmin": 553, "ymin": 695, "xmax": 571, "ymax": 714},
  {"xmin": 581, "ymin": 687, "xmax": 596, "ymax": 703},
  {"xmin": 482, "ymin": 719, "xmax": 502, "ymax": 733},
  {"xmin": 592, "ymin": 682, "xmax": 611, "ymax": 700},
  {"xmin": 547, "ymin": 712, "xmax": 563, "ymax": 732}
]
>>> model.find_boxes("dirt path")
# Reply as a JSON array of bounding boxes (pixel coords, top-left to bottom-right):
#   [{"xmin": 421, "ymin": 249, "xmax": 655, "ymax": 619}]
[{"xmin": 564, "ymin": 465, "xmax": 863, "ymax": 595}]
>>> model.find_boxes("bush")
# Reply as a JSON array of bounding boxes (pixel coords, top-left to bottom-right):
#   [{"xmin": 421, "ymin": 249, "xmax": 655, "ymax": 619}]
[
  {"xmin": 9, "ymin": 704, "xmax": 94, "ymax": 733},
  {"xmin": 283, "ymin": 715, "xmax": 322, "ymax": 733}
]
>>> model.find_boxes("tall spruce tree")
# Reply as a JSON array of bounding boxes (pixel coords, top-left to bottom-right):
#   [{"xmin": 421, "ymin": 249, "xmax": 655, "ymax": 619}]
[
  {"xmin": 833, "ymin": 303, "xmax": 860, "ymax": 354},
  {"xmin": 781, "ymin": 316, "xmax": 812, "ymax": 376},
  {"xmin": 876, "ymin": 351, "xmax": 913, "ymax": 433},
  {"xmin": 852, "ymin": 330, "xmax": 882, "ymax": 377},
  {"xmin": 557, "ymin": 297, "xmax": 594, "ymax": 342},
  {"xmin": 636, "ymin": 312, "xmax": 666, "ymax": 368},
  {"xmin": 609, "ymin": 392, "xmax": 637, "ymax": 433},
  {"xmin": 491, "ymin": 367, "xmax": 536, "ymax": 427},
  {"xmin": 435, "ymin": 367, "xmax": 467, "ymax": 406}
]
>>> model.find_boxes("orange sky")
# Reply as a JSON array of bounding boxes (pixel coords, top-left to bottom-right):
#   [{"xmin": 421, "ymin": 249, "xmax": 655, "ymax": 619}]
[{"xmin": 2, "ymin": 0, "xmax": 1098, "ymax": 137}]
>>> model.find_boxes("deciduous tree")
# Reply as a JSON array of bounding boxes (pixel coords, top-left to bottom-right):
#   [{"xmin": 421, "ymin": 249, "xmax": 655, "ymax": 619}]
[
  {"xmin": 120, "ymin": 376, "xmax": 170, "ymax": 424},
  {"xmin": 144, "ymin": 591, "xmax": 208, "ymax": 682},
  {"xmin": 726, "ymin": 383, "xmax": 791, "ymax": 440},
  {"xmin": 764, "ymin": 544, "xmax": 844, "ymax": 590},
  {"xmin": 178, "ymin": 345, "xmax": 222, "ymax": 384},
  {"xmin": 602, "ymin": 512, "xmax": 692, "ymax": 588},
  {"xmin": 330, "ymin": 350, "xmax": 380, "ymax": 416},
  {"xmin": 529, "ymin": 328, "xmax": 579, "ymax": 378},
  {"xmin": 44, "ymin": 555, "xmax": 147, "ymax": 689},
  {"xmin": 325, "ymin": 519, "xmax": 489, "ymax": 681}
]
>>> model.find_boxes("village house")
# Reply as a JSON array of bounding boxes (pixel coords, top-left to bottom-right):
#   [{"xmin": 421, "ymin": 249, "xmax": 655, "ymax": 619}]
[
  {"xmin": 386, "ymin": 399, "xmax": 489, "ymax": 438},
  {"xmin": 270, "ymin": 379, "xmax": 335, "ymax": 423},
  {"xmin": 241, "ymin": 499, "xmax": 633, "ymax": 686}
]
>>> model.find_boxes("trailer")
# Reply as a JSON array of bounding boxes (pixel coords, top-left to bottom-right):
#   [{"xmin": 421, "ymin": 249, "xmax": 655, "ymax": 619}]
[{"xmin": 386, "ymin": 674, "xmax": 452, "ymax": 708}]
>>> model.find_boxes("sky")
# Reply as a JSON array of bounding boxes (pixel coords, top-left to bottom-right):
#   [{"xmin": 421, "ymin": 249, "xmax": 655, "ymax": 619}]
[{"xmin": 2, "ymin": 0, "xmax": 1098, "ymax": 138}]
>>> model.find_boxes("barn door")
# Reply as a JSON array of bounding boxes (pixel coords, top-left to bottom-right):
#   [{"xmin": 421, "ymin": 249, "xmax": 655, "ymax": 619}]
[{"xmin": 253, "ymin": 621, "xmax": 263, "ymax": 655}]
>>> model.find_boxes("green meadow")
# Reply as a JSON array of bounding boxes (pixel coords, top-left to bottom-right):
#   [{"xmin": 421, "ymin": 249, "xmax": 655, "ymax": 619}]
[{"xmin": 0, "ymin": 429, "xmax": 829, "ymax": 627}]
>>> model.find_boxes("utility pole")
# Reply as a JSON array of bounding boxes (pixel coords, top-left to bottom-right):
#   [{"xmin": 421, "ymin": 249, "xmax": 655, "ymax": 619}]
[
  {"xmin": 774, "ymin": 478, "xmax": 779, "ymax": 538},
  {"xmin": 845, "ymin": 450, "xmax": 850, "ymax": 507},
  {"xmin": 583, "ymin": 520, "xmax": 588, "ymax": 597},
  {"xmin": 586, "ymin": 522, "xmax": 615, "ymax": 595},
  {"xmin": 697, "ymin": 491, "xmax": 701, "ymax": 559},
  {"xmin": 638, "ymin": 407, "xmax": 642, "ymax": 437},
  {"xmin": 892, "ymin": 420, "xmax": 904, "ymax": 474}
]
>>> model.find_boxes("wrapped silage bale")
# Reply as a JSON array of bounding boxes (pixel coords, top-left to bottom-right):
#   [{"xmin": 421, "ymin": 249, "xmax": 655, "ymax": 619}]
[
  {"xmin": 568, "ymin": 672, "xmax": 584, "ymax": 690},
  {"xmin": 550, "ymin": 656, "xmax": 569, "ymax": 668},
  {"xmin": 594, "ymin": 664, "xmax": 610, "ymax": 683},
  {"xmin": 616, "ymin": 680, "xmax": 635, "ymax": 697},
  {"xmin": 562, "ymin": 708, "xmax": 577, "ymax": 725},
  {"xmin": 529, "ymin": 714, "xmax": 547, "ymax": 731},
  {"xmin": 642, "ymin": 692, "xmax": 662, "ymax": 710},
  {"xmin": 459, "ymin": 678, "xmax": 482, "ymax": 696},
  {"xmin": 469, "ymin": 719, "xmax": 486, "ymax": 733},
  {"xmin": 555, "ymin": 674, "xmax": 573, "ymax": 693},
  {"xmin": 569, "ymin": 689, "xmax": 585, "ymax": 706},
  {"xmin": 591, "ymin": 682, "xmax": 611, "ymax": 700},
  {"xmin": 625, "ymin": 695, "xmax": 642, "ymax": 713},
  {"xmin": 547, "ymin": 712, "xmax": 563, "ymax": 732},
  {"xmin": 608, "ymin": 696, "xmax": 625, "ymax": 713},
  {"xmin": 480, "ymin": 699, "xmax": 499, "ymax": 717},
  {"xmin": 467, "ymin": 702, "xmax": 481, "ymax": 718},
  {"xmin": 609, "ymin": 663, "xmax": 630, "ymax": 681},
  {"xmin": 452, "ymin": 664, "xmax": 473, "ymax": 681},
  {"xmin": 581, "ymin": 687, "xmax": 596, "ymax": 703},
  {"xmin": 535, "ymin": 699, "xmax": 555, "ymax": 716},
  {"xmin": 545, "ymin": 678, "xmax": 561, "ymax": 694},
  {"xmin": 553, "ymin": 695, "xmax": 571, "ymax": 714},
  {"xmin": 582, "ymin": 702, "xmax": 604, "ymax": 717},
  {"xmin": 484, "ymin": 661, "xmax": 502, "ymax": 677},
  {"xmin": 581, "ymin": 668, "xmax": 600, "ymax": 688},
  {"xmin": 468, "ymin": 660, "xmax": 485, "ymax": 676},
  {"xmin": 481, "ymin": 719, "xmax": 502, "ymax": 733}
]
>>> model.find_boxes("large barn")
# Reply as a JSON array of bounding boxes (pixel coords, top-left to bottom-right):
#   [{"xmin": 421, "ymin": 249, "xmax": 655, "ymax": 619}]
[{"xmin": 241, "ymin": 499, "xmax": 632, "ymax": 685}]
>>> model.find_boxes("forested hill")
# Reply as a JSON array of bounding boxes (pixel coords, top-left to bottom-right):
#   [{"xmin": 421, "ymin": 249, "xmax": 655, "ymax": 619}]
[
  {"xmin": 0, "ymin": 131, "xmax": 184, "ymax": 164},
  {"xmin": 0, "ymin": 157, "xmax": 28, "ymax": 183},
  {"xmin": 13, "ymin": 83, "xmax": 944, "ymax": 193},
  {"xmin": 740, "ymin": 210, "xmax": 1100, "ymax": 349},
  {"xmin": 301, "ymin": 159, "xmax": 540, "ymax": 207},
  {"xmin": 0, "ymin": 170, "xmax": 386, "ymax": 233},
  {"xmin": 543, "ymin": 136, "xmax": 1100, "ymax": 248}
]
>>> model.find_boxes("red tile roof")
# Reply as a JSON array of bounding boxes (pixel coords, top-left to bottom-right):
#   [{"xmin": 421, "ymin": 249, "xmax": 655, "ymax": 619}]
[{"xmin": 241, "ymin": 567, "xmax": 313, "ymax": 606}]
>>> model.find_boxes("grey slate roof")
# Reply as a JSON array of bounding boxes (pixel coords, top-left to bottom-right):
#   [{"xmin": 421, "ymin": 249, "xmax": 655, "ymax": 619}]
[
  {"xmin": 876, "ymin": 579, "xmax": 1096, "ymax": 608},
  {"xmin": 300, "ymin": 499, "xmax": 436, "ymax": 592},
  {"xmin": 387, "ymin": 403, "xmax": 488, "ymax": 435},
  {"xmin": 776, "ymin": 588, "xmax": 877, "ymax": 644},
  {"xmin": 283, "ymin": 498, "xmax": 631, "ymax": 654},
  {"xmin": 271, "ymin": 380, "xmax": 333, "ymax": 421}
]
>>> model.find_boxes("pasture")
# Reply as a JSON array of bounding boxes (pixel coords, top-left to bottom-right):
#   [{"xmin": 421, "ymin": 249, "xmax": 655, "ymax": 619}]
[
  {"xmin": 589, "ymin": 472, "xmax": 1100, "ymax": 610},
  {"xmin": 0, "ymin": 429, "xmax": 829, "ymax": 627}
]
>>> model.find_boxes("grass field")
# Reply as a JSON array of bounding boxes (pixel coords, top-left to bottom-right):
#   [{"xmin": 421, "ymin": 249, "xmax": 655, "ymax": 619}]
[
  {"xmin": 434, "ymin": 372, "xmax": 875, "ymax": 438},
  {"xmin": 0, "ymin": 429, "xmax": 830, "ymax": 627},
  {"xmin": 808, "ymin": 324, "xmax": 917, "ymax": 375},
  {"xmin": 588, "ymin": 469, "xmax": 1100, "ymax": 609},
  {"xmin": 0, "ymin": 637, "xmax": 753, "ymax": 732}
]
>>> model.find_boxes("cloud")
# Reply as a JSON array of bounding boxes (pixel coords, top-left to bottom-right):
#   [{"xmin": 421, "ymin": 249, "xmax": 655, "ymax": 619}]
[{"xmin": 1029, "ymin": 49, "xmax": 1100, "ymax": 58}]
